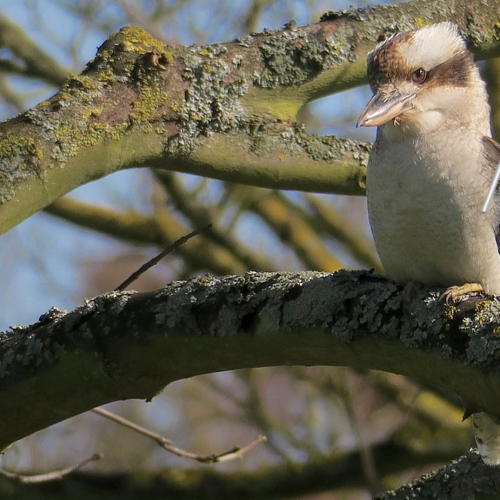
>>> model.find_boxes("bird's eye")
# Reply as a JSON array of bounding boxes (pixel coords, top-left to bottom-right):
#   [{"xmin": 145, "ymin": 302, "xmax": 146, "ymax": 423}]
[{"xmin": 411, "ymin": 68, "xmax": 427, "ymax": 84}]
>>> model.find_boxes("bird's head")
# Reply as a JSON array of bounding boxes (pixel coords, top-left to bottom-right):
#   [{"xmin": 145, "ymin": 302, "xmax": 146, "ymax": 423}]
[{"xmin": 357, "ymin": 22, "xmax": 489, "ymax": 136}]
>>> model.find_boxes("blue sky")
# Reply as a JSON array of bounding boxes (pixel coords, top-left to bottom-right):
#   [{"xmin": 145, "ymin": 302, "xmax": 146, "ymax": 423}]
[{"xmin": 0, "ymin": 0, "xmax": 377, "ymax": 331}]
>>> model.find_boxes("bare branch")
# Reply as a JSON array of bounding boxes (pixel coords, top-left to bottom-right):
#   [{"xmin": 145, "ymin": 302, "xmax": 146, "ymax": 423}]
[
  {"xmin": 0, "ymin": 13, "xmax": 68, "ymax": 86},
  {"xmin": 0, "ymin": 454, "xmax": 102, "ymax": 484},
  {"xmin": 92, "ymin": 407, "xmax": 265, "ymax": 463},
  {"xmin": 114, "ymin": 224, "xmax": 212, "ymax": 291}
]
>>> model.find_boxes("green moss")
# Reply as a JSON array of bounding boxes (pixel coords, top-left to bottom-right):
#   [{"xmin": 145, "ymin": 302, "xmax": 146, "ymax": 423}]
[
  {"xmin": 0, "ymin": 133, "xmax": 36, "ymax": 158},
  {"xmin": 0, "ymin": 133, "xmax": 44, "ymax": 202},
  {"xmin": 94, "ymin": 65, "xmax": 117, "ymax": 84},
  {"xmin": 413, "ymin": 17, "xmax": 428, "ymax": 28},
  {"xmin": 130, "ymin": 85, "xmax": 169, "ymax": 124},
  {"xmin": 51, "ymin": 120, "xmax": 129, "ymax": 162},
  {"xmin": 82, "ymin": 105, "xmax": 104, "ymax": 119},
  {"xmin": 120, "ymin": 26, "xmax": 167, "ymax": 54},
  {"xmin": 12, "ymin": 26, "xmax": 177, "ymax": 169},
  {"xmin": 441, "ymin": 305, "xmax": 456, "ymax": 321},
  {"xmin": 108, "ymin": 124, "xmax": 129, "ymax": 141},
  {"xmin": 65, "ymin": 74, "xmax": 101, "ymax": 91}
]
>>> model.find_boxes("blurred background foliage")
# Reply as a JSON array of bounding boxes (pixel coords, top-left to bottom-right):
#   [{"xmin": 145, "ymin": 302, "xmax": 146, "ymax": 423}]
[{"xmin": 0, "ymin": 0, "xmax": 498, "ymax": 498}]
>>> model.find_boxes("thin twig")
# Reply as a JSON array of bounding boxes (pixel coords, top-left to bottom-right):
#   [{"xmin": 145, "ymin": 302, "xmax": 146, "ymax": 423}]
[
  {"xmin": 114, "ymin": 224, "xmax": 212, "ymax": 291},
  {"xmin": 339, "ymin": 370, "xmax": 381, "ymax": 496},
  {"xmin": 0, "ymin": 453, "xmax": 102, "ymax": 484},
  {"xmin": 92, "ymin": 407, "xmax": 266, "ymax": 463}
]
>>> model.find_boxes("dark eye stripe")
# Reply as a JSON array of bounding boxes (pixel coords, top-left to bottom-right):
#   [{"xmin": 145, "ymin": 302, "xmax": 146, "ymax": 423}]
[{"xmin": 424, "ymin": 51, "xmax": 471, "ymax": 87}]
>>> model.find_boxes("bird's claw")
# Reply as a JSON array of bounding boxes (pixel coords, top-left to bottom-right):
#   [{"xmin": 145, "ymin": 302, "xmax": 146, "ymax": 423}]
[{"xmin": 439, "ymin": 283, "xmax": 484, "ymax": 304}]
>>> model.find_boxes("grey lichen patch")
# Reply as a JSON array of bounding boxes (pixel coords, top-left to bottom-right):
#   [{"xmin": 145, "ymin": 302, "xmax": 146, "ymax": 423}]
[
  {"xmin": 152, "ymin": 278, "xmax": 213, "ymax": 332},
  {"xmin": 152, "ymin": 272, "xmax": 332, "ymax": 338},
  {"xmin": 0, "ymin": 131, "xmax": 45, "ymax": 203},
  {"xmin": 398, "ymin": 293, "xmax": 448, "ymax": 348},
  {"xmin": 283, "ymin": 273, "xmax": 340, "ymax": 327},
  {"xmin": 20, "ymin": 74, "xmax": 131, "ymax": 165},
  {"xmin": 254, "ymin": 27, "xmax": 354, "ymax": 89},
  {"xmin": 164, "ymin": 46, "xmax": 249, "ymax": 156},
  {"xmin": 400, "ymin": 327, "xmax": 428, "ymax": 348},
  {"xmin": 467, "ymin": 334, "xmax": 500, "ymax": 365},
  {"xmin": 291, "ymin": 125, "xmax": 371, "ymax": 164},
  {"xmin": 320, "ymin": 6, "xmax": 371, "ymax": 23},
  {"xmin": 0, "ymin": 322, "xmax": 63, "ymax": 380},
  {"xmin": 312, "ymin": 270, "xmax": 399, "ymax": 342},
  {"xmin": 0, "ymin": 291, "xmax": 138, "ymax": 382},
  {"xmin": 107, "ymin": 291, "xmax": 136, "ymax": 316},
  {"xmin": 246, "ymin": 121, "xmax": 370, "ymax": 173},
  {"xmin": 355, "ymin": 281, "xmax": 404, "ymax": 339},
  {"xmin": 465, "ymin": 21, "xmax": 500, "ymax": 46},
  {"xmin": 463, "ymin": 300, "xmax": 500, "ymax": 366}
]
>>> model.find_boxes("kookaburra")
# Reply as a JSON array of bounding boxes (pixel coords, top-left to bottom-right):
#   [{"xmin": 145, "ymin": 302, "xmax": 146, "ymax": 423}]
[{"xmin": 357, "ymin": 22, "xmax": 500, "ymax": 465}]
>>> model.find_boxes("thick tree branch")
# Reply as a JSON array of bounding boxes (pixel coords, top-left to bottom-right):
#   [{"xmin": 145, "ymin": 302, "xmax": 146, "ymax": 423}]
[
  {"xmin": 376, "ymin": 451, "xmax": 500, "ymax": 500},
  {"xmin": 0, "ymin": 0, "xmax": 499, "ymax": 235},
  {"xmin": 2, "ymin": 270, "xmax": 500, "ymax": 454}
]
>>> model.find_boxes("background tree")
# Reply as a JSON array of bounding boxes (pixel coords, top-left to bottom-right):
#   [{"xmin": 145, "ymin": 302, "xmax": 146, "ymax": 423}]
[{"xmin": 0, "ymin": 0, "xmax": 499, "ymax": 499}]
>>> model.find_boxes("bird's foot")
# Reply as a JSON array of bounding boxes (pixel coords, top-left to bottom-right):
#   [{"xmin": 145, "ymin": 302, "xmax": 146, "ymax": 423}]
[{"xmin": 439, "ymin": 282, "xmax": 484, "ymax": 304}]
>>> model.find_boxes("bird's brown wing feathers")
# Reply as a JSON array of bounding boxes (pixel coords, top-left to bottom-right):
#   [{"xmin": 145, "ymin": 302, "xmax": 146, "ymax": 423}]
[
  {"xmin": 483, "ymin": 136, "xmax": 500, "ymax": 166},
  {"xmin": 482, "ymin": 136, "xmax": 500, "ymax": 251}
]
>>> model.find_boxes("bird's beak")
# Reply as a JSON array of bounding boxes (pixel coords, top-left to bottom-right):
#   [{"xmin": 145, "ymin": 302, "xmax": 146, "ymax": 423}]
[{"xmin": 357, "ymin": 91, "xmax": 415, "ymax": 127}]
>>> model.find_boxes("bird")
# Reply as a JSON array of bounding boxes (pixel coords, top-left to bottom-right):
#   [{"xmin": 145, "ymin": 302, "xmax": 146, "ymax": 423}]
[{"xmin": 357, "ymin": 22, "xmax": 500, "ymax": 465}]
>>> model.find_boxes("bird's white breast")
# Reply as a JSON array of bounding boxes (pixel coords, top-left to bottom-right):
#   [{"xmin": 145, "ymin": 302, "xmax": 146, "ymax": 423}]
[{"xmin": 367, "ymin": 126, "xmax": 500, "ymax": 294}]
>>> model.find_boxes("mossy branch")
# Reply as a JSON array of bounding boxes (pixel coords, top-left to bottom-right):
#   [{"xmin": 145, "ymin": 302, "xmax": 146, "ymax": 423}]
[
  {"xmin": 0, "ymin": 0, "xmax": 499, "ymax": 235},
  {"xmin": 2, "ymin": 270, "xmax": 500, "ymax": 453}
]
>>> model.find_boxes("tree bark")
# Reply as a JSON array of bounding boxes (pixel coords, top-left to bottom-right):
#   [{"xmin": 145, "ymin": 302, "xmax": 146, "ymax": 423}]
[
  {"xmin": 376, "ymin": 451, "xmax": 500, "ymax": 500},
  {"xmin": 2, "ymin": 270, "xmax": 500, "ymax": 455}
]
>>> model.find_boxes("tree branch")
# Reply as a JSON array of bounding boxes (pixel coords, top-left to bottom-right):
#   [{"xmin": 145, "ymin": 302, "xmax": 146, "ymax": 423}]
[
  {"xmin": 0, "ymin": 0, "xmax": 499, "ymax": 235},
  {"xmin": 45, "ymin": 196, "xmax": 252, "ymax": 275},
  {"xmin": 2, "ymin": 270, "xmax": 500, "ymax": 453},
  {"xmin": 376, "ymin": 451, "xmax": 500, "ymax": 500},
  {"xmin": 0, "ymin": 13, "xmax": 68, "ymax": 86}
]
